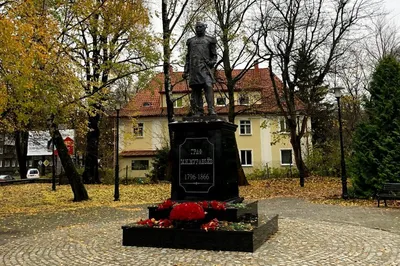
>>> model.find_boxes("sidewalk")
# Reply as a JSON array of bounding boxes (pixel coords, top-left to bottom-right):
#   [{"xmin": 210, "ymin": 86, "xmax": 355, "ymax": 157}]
[
  {"xmin": 0, "ymin": 198, "xmax": 399, "ymax": 265},
  {"xmin": 259, "ymin": 197, "xmax": 400, "ymax": 235}
]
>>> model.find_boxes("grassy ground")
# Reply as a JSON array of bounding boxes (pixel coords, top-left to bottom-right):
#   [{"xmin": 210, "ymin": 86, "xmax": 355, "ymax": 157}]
[{"xmin": 0, "ymin": 177, "xmax": 375, "ymax": 217}]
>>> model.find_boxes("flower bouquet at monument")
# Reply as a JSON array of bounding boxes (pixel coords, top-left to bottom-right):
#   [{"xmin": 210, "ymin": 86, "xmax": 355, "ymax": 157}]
[
  {"xmin": 157, "ymin": 199, "xmax": 176, "ymax": 210},
  {"xmin": 169, "ymin": 202, "xmax": 206, "ymax": 229},
  {"xmin": 136, "ymin": 218, "xmax": 173, "ymax": 228},
  {"xmin": 124, "ymin": 199, "xmax": 278, "ymax": 252}
]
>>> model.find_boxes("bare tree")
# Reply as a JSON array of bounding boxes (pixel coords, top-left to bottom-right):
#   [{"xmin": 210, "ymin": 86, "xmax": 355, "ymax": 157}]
[
  {"xmin": 60, "ymin": 0, "xmax": 159, "ymax": 183},
  {"xmin": 161, "ymin": 0, "xmax": 205, "ymax": 135},
  {"xmin": 257, "ymin": 0, "xmax": 381, "ymax": 186},
  {"xmin": 332, "ymin": 14, "xmax": 400, "ymax": 159},
  {"xmin": 334, "ymin": 48, "xmax": 368, "ymax": 136},
  {"xmin": 365, "ymin": 16, "xmax": 400, "ymax": 62},
  {"xmin": 210, "ymin": 0, "xmax": 261, "ymax": 122},
  {"xmin": 193, "ymin": 0, "xmax": 262, "ymax": 185}
]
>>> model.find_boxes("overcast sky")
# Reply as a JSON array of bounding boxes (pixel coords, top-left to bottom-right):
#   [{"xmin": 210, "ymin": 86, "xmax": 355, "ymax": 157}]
[{"xmin": 384, "ymin": 0, "xmax": 400, "ymax": 22}]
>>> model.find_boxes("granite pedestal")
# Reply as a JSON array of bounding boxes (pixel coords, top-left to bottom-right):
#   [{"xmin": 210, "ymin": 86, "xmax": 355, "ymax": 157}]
[{"xmin": 122, "ymin": 117, "xmax": 278, "ymax": 252}]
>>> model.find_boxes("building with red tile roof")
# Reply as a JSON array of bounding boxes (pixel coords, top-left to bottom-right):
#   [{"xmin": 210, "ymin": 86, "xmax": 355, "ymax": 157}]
[{"xmin": 116, "ymin": 66, "xmax": 310, "ymax": 180}]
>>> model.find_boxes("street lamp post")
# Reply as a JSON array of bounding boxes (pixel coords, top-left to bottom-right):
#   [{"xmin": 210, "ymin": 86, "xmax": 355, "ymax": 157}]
[
  {"xmin": 114, "ymin": 104, "xmax": 121, "ymax": 201},
  {"xmin": 52, "ymin": 140, "xmax": 56, "ymax": 191},
  {"xmin": 334, "ymin": 87, "xmax": 348, "ymax": 199}
]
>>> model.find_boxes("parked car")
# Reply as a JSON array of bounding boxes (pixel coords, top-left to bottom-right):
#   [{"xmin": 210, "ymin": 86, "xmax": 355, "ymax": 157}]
[
  {"xmin": 0, "ymin": 175, "xmax": 15, "ymax": 182},
  {"xmin": 26, "ymin": 168, "xmax": 40, "ymax": 179}
]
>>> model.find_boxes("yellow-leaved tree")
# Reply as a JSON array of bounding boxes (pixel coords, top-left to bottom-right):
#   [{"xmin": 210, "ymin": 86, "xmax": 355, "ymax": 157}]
[{"xmin": 0, "ymin": 0, "xmax": 89, "ymax": 201}]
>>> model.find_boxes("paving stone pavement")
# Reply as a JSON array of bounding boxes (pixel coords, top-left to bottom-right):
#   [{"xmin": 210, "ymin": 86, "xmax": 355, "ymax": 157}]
[{"xmin": 1, "ymin": 198, "xmax": 399, "ymax": 266}]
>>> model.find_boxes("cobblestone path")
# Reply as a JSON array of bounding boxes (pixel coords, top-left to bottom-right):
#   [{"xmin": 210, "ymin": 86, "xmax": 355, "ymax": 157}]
[{"xmin": 1, "ymin": 216, "xmax": 399, "ymax": 266}]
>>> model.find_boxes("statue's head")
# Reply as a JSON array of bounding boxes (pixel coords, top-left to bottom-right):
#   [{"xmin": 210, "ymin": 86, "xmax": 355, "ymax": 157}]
[{"xmin": 195, "ymin": 22, "xmax": 207, "ymax": 37}]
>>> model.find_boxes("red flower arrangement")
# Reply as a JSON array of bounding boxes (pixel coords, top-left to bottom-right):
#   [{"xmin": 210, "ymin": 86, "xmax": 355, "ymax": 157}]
[
  {"xmin": 197, "ymin": 200, "xmax": 227, "ymax": 211},
  {"xmin": 137, "ymin": 218, "xmax": 172, "ymax": 228},
  {"xmin": 199, "ymin": 200, "xmax": 209, "ymax": 209},
  {"xmin": 210, "ymin": 200, "xmax": 226, "ymax": 211},
  {"xmin": 137, "ymin": 218, "xmax": 155, "ymax": 227},
  {"xmin": 157, "ymin": 199, "xmax": 176, "ymax": 210},
  {"xmin": 157, "ymin": 219, "xmax": 172, "ymax": 228},
  {"xmin": 201, "ymin": 218, "xmax": 220, "ymax": 231},
  {"xmin": 169, "ymin": 202, "xmax": 205, "ymax": 221}
]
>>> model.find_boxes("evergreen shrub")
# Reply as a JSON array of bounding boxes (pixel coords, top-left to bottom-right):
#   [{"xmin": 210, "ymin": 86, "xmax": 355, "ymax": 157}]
[{"xmin": 349, "ymin": 55, "xmax": 400, "ymax": 197}]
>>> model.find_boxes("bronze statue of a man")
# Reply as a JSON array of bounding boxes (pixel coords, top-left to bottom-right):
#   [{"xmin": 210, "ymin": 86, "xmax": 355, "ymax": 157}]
[{"xmin": 183, "ymin": 22, "xmax": 217, "ymax": 116}]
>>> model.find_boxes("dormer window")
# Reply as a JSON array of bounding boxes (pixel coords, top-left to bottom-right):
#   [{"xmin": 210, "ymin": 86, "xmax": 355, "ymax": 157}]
[
  {"xmin": 279, "ymin": 118, "xmax": 290, "ymax": 133},
  {"xmin": 173, "ymin": 97, "xmax": 183, "ymax": 108},
  {"xmin": 239, "ymin": 95, "xmax": 249, "ymax": 105},
  {"xmin": 143, "ymin": 102, "xmax": 152, "ymax": 107},
  {"xmin": 216, "ymin": 97, "xmax": 226, "ymax": 106},
  {"xmin": 133, "ymin": 122, "xmax": 144, "ymax": 137}
]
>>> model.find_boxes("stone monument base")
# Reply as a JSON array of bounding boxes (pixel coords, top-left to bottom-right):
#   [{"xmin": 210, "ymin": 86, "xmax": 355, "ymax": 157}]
[
  {"xmin": 121, "ymin": 201, "xmax": 279, "ymax": 252},
  {"xmin": 122, "ymin": 215, "xmax": 278, "ymax": 252}
]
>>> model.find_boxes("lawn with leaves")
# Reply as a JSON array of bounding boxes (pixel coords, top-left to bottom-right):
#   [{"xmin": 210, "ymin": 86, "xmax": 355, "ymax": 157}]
[{"xmin": 0, "ymin": 177, "xmax": 374, "ymax": 217}]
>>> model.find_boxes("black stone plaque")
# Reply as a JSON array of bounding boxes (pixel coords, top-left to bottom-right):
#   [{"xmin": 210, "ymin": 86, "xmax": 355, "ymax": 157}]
[
  {"xmin": 170, "ymin": 119, "xmax": 240, "ymax": 201},
  {"xmin": 179, "ymin": 137, "xmax": 215, "ymax": 193}
]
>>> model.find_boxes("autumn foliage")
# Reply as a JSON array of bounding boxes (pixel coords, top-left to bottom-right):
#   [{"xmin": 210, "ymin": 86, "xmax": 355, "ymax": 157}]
[{"xmin": 0, "ymin": 177, "xmax": 375, "ymax": 218}]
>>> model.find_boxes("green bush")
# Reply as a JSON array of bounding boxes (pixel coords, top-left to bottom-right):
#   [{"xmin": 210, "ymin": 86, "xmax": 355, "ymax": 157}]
[
  {"xmin": 99, "ymin": 168, "xmax": 114, "ymax": 184},
  {"xmin": 99, "ymin": 168, "xmax": 151, "ymax": 185},
  {"xmin": 269, "ymin": 166, "xmax": 299, "ymax": 178},
  {"xmin": 247, "ymin": 166, "xmax": 299, "ymax": 179},
  {"xmin": 305, "ymin": 143, "xmax": 341, "ymax": 177},
  {"xmin": 346, "ymin": 186, "xmax": 372, "ymax": 200},
  {"xmin": 246, "ymin": 167, "xmax": 268, "ymax": 180},
  {"xmin": 349, "ymin": 55, "xmax": 400, "ymax": 197},
  {"xmin": 145, "ymin": 146, "xmax": 170, "ymax": 183}
]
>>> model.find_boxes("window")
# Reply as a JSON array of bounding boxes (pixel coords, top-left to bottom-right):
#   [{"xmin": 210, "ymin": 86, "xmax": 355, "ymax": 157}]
[
  {"xmin": 0, "ymin": 134, "xmax": 3, "ymax": 141},
  {"xmin": 239, "ymin": 95, "xmax": 249, "ymax": 105},
  {"xmin": 4, "ymin": 135, "xmax": 14, "ymax": 145},
  {"xmin": 239, "ymin": 120, "xmax": 251, "ymax": 135},
  {"xmin": 0, "ymin": 160, "xmax": 2, "ymax": 167},
  {"xmin": 142, "ymin": 102, "xmax": 152, "ymax": 107},
  {"xmin": 279, "ymin": 118, "xmax": 290, "ymax": 133},
  {"xmin": 4, "ymin": 160, "xmax": 10, "ymax": 167},
  {"xmin": 240, "ymin": 150, "xmax": 252, "ymax": 166},
  {"xmin": 11, "ymin": 160, "xmax": 16, "ymax": 167},
  {"xmin": 133, "ymin": 122, "xmax": 144, "ymax": 137},
  {"xmin": 4, "ymin": 146, "xmax": 11, "ymax": 154},
  {"xmin": 132, "ymin": 160, "xmax": 149, "ymax": 170},
  {"xmin": 216, "ymin": 97, "xmax": 226, "ymax": 106},
  {"xmin": 281, "ymin": 149, "xmax": 293, "ymax": 165},
  {"xmin": 0, "ymin": 147, "xmax": 3, "ymax": 154},
  {"xmin": 173, "ymin": 97, "xmax": 183, "ymax": 108}
]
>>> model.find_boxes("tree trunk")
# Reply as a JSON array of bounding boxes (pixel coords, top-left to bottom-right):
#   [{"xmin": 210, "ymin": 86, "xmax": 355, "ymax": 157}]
[
  {"xmin": 227, "ymin": 105, "xmax": 249, "ymax": 186},
  {"xmin": 162, "ymin": 1, "xmax": 174, "ymax": 127},
  {"xmin": 82, "ymin": 112, "xmax": 100, "ymax": 184},
  {"xmin": 51, "ymin": 127, "xmax": 89, "ymax": 202},
  {"xmin": 228, "ymin": 88, "xmax": 235, "ymax": 123},
  {"xmin": 162, "ymin": 0, "xmax": 176, "ymax": 185},
  {"xmin": 234, "ymin": 139, "xmax": 250, "ymax": 186},
  {"xmin": 290, "ymin": 131, "xmax": 309, "ymax": 187},
  {"xmin": 15, "ymin": 131, "xmax": 29, "ymax": 179}
]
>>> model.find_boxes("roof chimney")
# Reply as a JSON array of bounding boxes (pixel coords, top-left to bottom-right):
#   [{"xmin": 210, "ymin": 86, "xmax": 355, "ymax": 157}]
[{"xmin": 254, "ymin": 61, "xmax": 260, "ymax": 76}]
